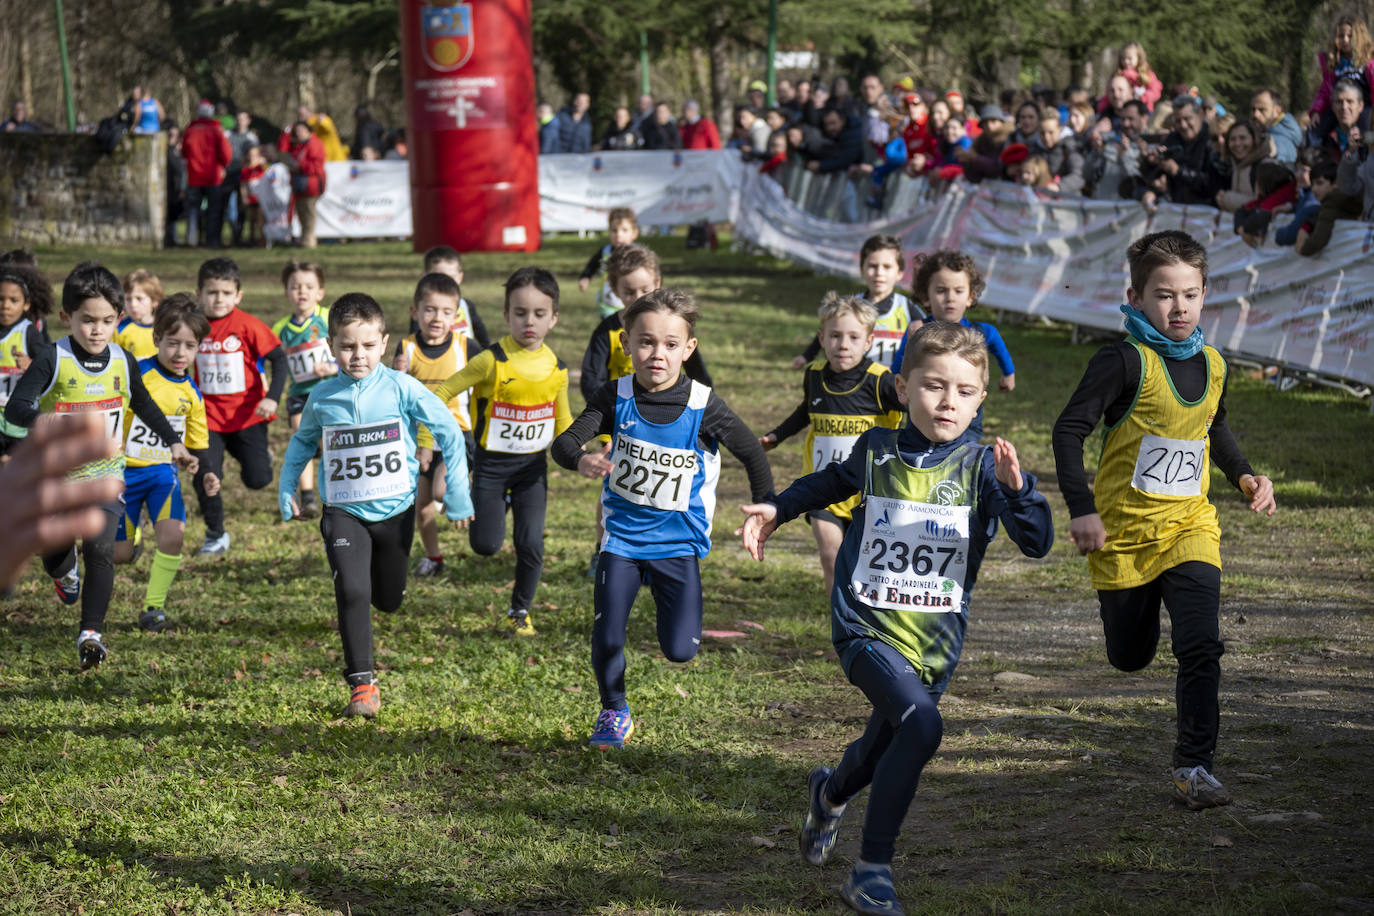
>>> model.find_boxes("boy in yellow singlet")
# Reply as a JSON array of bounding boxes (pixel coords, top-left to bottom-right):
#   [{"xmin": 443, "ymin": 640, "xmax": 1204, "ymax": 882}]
[
  {"xmin": 400, "ymin": 273, "xmax": 482, "ymax": 576},
  {"xmin": 421, "ymin": 267, "xmax": 572, "ymax": 635},
  {"xmin": 3, "ymin": 263, "xmax": 195, "ymax": 670},
  {"xmin": 761, "ymin": 293, "xmax": 902, "ymax": 598},
  {"xmin": 1053, "ymin": 230, "xmax": 1277, "ymax": 811}
]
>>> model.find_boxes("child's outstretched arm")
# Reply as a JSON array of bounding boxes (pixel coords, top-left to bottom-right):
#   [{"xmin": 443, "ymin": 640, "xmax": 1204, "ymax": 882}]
[
  {"xmin": 736, "ymin": 501, "xmax": 779, "ymax": 561},
  {"xmin": 278, "ymin": 403, "xmax": 323, "ymax": 520},
  {"xmin": 1207, "ymin": 382, "xmax": 1275, "ymax": 516},
  {"xmin": 985, "ymin": 437, "xmax": 1054, "ymax": 558},
  {"xmin": 551, "ymin": 381, "xmax": 614, "ymax": 478},
  {"xmin": 979, "ymin": 322, "xmax": 1016, "ymax": 392},
  {"xmin": 760, "ymin": 397, "xmax": 809, "ymax": 451},
  {"xmin": 406, "ymin": 376, "xmax": 474, "ymax": 523},
  {"xmin": 700, "ymin": 393, "xmax": 774, "ymax": 501}
]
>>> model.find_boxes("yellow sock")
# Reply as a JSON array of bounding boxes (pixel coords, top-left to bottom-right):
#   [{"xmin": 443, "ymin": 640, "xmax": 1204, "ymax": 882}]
[{"xmin": 145, "ymin": 550, "xmax": 182, "ymax": 609}]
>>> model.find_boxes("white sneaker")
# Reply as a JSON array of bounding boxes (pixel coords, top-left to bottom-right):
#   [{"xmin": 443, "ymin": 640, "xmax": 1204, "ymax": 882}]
[
  {"xmin": 415, "ymin": 557, "xmax": 444, "ymax": 577},
  {"xmin": 1172, "ymin": 765, "xmax": 1232, "ymax": 810},
  {"xmin": 199, "ymin": 531, "xmax": 231, "ymax": 556}
]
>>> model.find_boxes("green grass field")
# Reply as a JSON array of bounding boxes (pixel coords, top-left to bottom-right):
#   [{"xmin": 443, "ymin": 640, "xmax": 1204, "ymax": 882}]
[{"xmin": 1, "ymin": 235, "xmax": 1371, "ymax": 915}]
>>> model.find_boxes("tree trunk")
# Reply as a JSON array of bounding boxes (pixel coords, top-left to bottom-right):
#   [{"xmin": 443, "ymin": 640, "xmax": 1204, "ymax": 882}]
[
  {"xmin": 297, "ymin": 61, "xmax": 317, "ymax": 111},
  {"xmin": 19, "ymin": 33, "xmax": 32, "ymax": 113},
  {"xmin": 706, "ymin": 10, "xmax": 731, "ymax": 142}
]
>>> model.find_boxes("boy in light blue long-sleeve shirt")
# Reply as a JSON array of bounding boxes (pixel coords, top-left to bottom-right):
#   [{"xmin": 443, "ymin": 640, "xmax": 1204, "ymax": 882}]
[{"xmin": 279, "ymin": 293, "xmax": 473, "ymax": 718}]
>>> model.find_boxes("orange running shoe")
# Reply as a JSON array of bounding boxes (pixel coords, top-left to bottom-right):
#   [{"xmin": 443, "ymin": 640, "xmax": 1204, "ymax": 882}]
[{"xmin": 344, "ymin": 682, "xmax": 380, "ymax": 718}]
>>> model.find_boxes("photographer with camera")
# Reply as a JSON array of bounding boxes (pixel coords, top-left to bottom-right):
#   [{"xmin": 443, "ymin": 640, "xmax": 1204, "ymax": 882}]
[{"xmin": 1137, "ymin": 96, "xmax": 1223, "ymax": 212}]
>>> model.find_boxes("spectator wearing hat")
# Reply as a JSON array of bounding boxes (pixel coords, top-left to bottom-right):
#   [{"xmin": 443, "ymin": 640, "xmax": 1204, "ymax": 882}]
[
  {"xmin": 182, "ymin": 101, "xmax": 232, "ymax": 248},
  {"xmin": 680, "ymin": 99, "xmax": 722, "ymax": 149},
  {"xmin": 747, "ymin": 81, "xmax": 768, "ymax": 112},
  {"xmin": 957, "ymin": 103, "xmax": 1012, "ymax": 182},
  {"xmin": 945, "ymin": 90, "xmax": 980, "ymax": 138}
]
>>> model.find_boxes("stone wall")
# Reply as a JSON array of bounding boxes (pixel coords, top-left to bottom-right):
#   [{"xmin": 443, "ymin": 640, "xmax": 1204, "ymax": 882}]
[{"xmin": 0, "ymin": 132, "xmax": 165, "ymax": 248}]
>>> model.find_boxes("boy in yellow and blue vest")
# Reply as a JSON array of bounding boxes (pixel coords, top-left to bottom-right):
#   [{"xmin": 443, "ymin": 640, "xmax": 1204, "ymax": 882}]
[
  {"xmin": 791, "ymin": 234, "xmax": 925, "ymax": 372},
  {"xmin": 1053, "ymin": 230, "xmax": 1276, "ymax": 812},
  {"xmin": 113, "ymin": 294, "xmax": 214, "ymax": 633},
  {"xmin": 398, "ymin": 272, "xmax": 482, "ymax": 576},
  {"xmin": 422, "ymin": 267, "xmax": 572, "ymax": 635},
  {"xmin": 3, "ymin": 263, "xmax": 196, "ymax": 670},
  {"xmin": 272, "ymin": 261, "xmax": 336, "ymax": 519},
  {"xmin": 762, "ymin": 292, "xmax": 903, "ymax": 600},
  {"xmin": 739, "ymin": 322, "xmax": 1053, "ymax": 916}
]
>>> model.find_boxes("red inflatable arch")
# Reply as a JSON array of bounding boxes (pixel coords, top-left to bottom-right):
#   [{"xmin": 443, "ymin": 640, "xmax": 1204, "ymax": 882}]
[{"xmin": 399, "ymin": 0, "xmax": 540, "ymax": 252}]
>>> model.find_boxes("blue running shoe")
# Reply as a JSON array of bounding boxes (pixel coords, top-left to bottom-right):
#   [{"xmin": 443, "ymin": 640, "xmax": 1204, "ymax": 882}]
[
  {"xmin": 840, "ymin": 863, "xmax": 905, "ymax": 915},
  {"xmin": 77, "ymin": 630, "xmax": 107, "ymax": 671},
  {"xmin": 800, "ymin": 765, "xmax": 846, "ymax": 865},
  {"xmin": 53, "ymin": 567, "xmax": 80, "ymax": 606},
  {"xmin": 588, "ymin": 707, "xmax": 634, "ymax": 749}
]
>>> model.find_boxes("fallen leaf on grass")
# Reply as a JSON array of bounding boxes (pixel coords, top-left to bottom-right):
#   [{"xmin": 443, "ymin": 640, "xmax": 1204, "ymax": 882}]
[
  {"xmin": 750, "ymin": 835, "xmax": 776, "ymax": 848},
  {"xmin": 271, "ymin": 775, "xmax": 288, "ymax": 788},
  {"xmin": 702, "ymin": 629, "xmax": 747, "ymax": 638},
  {"xmin": 675, "ymin": 685, "xmax": 690, "ymax": 699},
  {"xmin": 603, "ymin": 838, "xmax": 621, "ymax": 847},
  {"xmin": 1211, "ymin": 835, "xmax": 1233, "ymax": 847},
  {"xmin": 733, "ymin": 619, "xmax": 767, "ymax": 631},
  {"xmin": 562, "ymin": 685, "xmax": 583, "ymax": 693}
]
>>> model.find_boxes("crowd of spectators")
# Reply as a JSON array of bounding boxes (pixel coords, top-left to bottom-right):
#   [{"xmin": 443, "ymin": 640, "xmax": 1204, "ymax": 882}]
[{"xmin": 541, "ymin": 17, "xmax": 1374, "ymax": 257}]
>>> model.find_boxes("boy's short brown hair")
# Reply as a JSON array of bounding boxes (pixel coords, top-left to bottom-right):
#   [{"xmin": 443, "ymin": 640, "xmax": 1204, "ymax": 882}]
[
  {"xmin": 606, "ymin": 243, "xmax": 661, "ymax": 294},
  {"xmin": 122, "ymin": 268, "xmax": 164, "ymax": 304},
  {"xmin": 153, "ymin": 292, "xmax": 211, "ymax": 342},
  {"xmin": 899, "ymin": 320, "xmax": 989, "ymax": 389},
  {"xmin": 1127, "ymin": 230, "xmax": 1208, "ymax": 295},
  {"xmin": 281, "ymin": 260, "xmax": 325, "ymax": 288},
  {"xmin": 608, "ymin": 207, "xmax": 638, "ymax": 231},
  {"xmin": 622, "ymin": 287, "xmax": 699, "ymax": 335},
  {"xmin": 912, "ymin": 250, "xmax": 986, "ymax": 305},
  {"xmin": 859, "ymin": 234, "xmax": 905, "ymax": 271},
  {"xmin": 817, "ymin": 291, "xmax": 878, "ymax": 334}
]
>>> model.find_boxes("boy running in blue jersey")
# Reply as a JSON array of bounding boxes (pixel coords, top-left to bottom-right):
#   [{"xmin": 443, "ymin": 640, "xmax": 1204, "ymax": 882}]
[
  {"xmin": 553, "ymin": 288, "xmax": 774, "ymax": 750},
  {"xmin": 739, "ymin": 322, "xmax": 1053, "ymax": 916},
  {"xmin": 279, "ymin": 293, "xmax": 473, "ymax": 718}
]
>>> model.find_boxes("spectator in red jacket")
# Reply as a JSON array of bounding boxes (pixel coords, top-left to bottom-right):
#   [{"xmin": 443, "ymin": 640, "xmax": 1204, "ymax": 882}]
[
  {"xmin": 679, "ymin": 100, "xmax": 721, "ymax": 150},
  {"xmin": 181, "ymin": 101, "xmax": 232, "ymax": 248},
  {"xmin": 284, "ymin": 120, "xmax": 327, "ymax": 248}
]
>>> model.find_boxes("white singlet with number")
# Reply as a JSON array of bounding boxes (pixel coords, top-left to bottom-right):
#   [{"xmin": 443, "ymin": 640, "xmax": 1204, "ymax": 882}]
[
  {"xmin": 286, "ymin": 339, "xmax": 333, "ymax": 384},
  {"xmin": 812, "ymin": 434, "xmax": 860, "ymax": 472},
  {"xmin": 0, "ymin": 367, "xmax": 20, "ymax": 406},
  {"xmin": 1131, "ymin": 433, "xmax": 1206, "ymax": 497},
  {"xmin": 55, "ymin": 397, "xmax": 123, "ymax": 442},
  {"xmin": 196, "ymin": 352, "xmax": 246, "ymax": 395},
  {"xmin": 868, "ymin": 330, "xmax": 904, "ymax": 369},
  {"xmin": 126, "ymin": 413, "xmax": 185, "ymax": 464},
  {"xmin": 851, "ymin": 496, "xmax": 970, "ymax": 612},
  {"xmin": 320, "ymin": 420, "xmax": 409, "ymax": 504},
  {"xmin": 609, "ymin": 434, "xmax": 696, "ymax": 512},
  {"xmin": 487, "ymin": 401, "xmax": 554, "ymax": 454}
]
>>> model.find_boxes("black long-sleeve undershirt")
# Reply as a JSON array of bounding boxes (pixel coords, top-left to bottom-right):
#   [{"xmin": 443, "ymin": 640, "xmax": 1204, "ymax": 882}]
[
  {"xmin": 552, "ymin": 374, "xmax": 774, "ymax": 502},
  {"xmin": 262, "ymin": 346, "xmax": 288, "ymax": 402},
  {"xmin": 1052, "ymin": 342, "xmax": 1254, "ymax": 519},
  {"xmin": 4, "ymin": 339, "xmax": 179, "ymax": 447},
  {"xmin": 767, "ymin": 360, "xmax": 902, "ymax": 443}
]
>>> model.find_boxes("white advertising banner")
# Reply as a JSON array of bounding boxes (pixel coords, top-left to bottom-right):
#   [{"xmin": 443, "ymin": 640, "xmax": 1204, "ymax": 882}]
[
  {"xmin": 538, "ymin": 150, "xmax": 743, "ymax": 231},
  {"xmin": 312, "ymin": 161, "xmax": 414, "ymax": 239},
  {"xmin": 311, "ymin": 151, "xmax": 746, "ymax": 237},
  {"xmin": 736, "ymin": 171, "xmax": 1374, "ymax": 387}
]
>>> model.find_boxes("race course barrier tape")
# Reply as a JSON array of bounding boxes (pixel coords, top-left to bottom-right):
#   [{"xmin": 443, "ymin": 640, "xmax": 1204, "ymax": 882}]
[{"xmin": 734, "ymin": 169, "xmax": 1374, "ymax": 389}]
